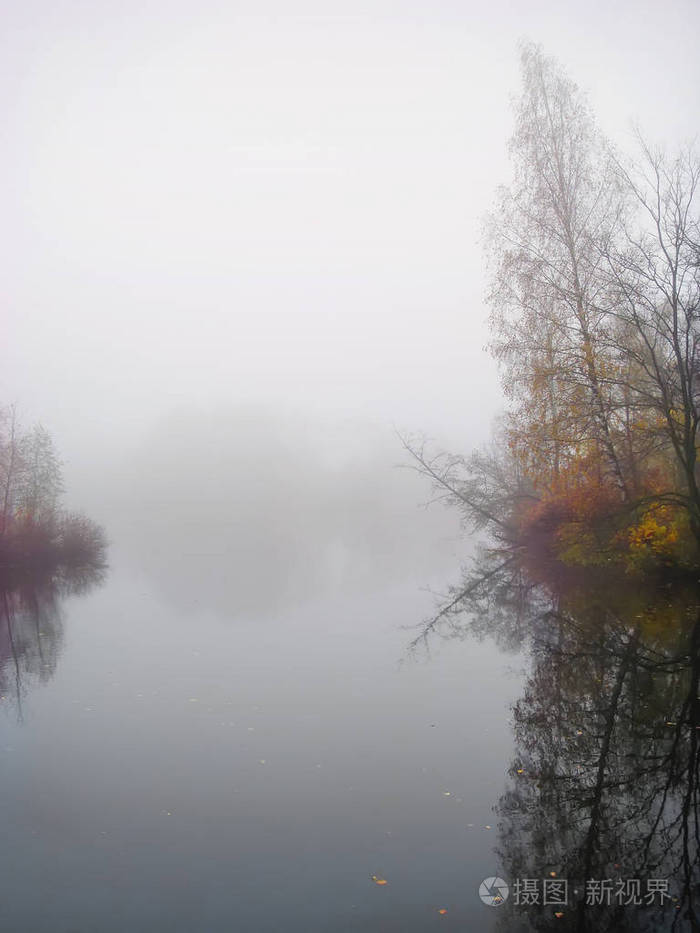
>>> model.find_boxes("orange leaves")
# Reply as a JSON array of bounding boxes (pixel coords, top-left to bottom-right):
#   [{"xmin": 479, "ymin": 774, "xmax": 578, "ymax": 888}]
[
  {"xmin": 627, "ymin": 505, "xmax": 678, "ymax": 552},
  {"xmin": 620, "ymin": 501, "xmax": 692, "ymax": 571},
  {"xmin": 511, "ymin": 434, "xmax": 698, "ymax": 573}
]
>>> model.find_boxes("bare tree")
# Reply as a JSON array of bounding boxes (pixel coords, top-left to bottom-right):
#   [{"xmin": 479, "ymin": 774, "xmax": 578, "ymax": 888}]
[
  {"xmin": 486, "ymin": 42, "xmax": 629, "ymax": 497},
  {"xmin": 16, "ymin": 423, "xmax": 64, "ymax": 526},
  {"xmin": 0, "ymin": 405, "xmax": 21, "ymax": 537},
  {"xmin": 602, "ymin": 142, "xmax": 700, "ymax": 532}
]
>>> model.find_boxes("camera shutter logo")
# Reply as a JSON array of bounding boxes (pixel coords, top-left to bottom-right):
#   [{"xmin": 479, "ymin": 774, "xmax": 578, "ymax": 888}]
[{"xmin": 479, "ymin": 877, "xmax": 509, "ymax": 907}]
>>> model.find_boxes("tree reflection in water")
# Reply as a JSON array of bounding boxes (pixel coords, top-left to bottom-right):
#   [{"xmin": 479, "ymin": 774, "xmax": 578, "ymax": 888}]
[
  {"xmin": 0, "ymin": 560, "xmax": 106, "ymax": 721},
  {"xmin": 413, "ymin": 555, "xmax": 699, "ymax": 931}
]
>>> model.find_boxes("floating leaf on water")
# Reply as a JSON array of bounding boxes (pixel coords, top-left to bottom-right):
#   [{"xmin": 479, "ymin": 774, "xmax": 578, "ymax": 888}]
[{"xmin": 371, "ymin": 875, "xmax": 388, "ymax": 886}]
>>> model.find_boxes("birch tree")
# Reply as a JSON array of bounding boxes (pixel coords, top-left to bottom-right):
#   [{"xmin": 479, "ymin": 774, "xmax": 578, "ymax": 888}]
[{"xmin": 487, "ymin": 43, "xmax": 629, "ymax": 497}]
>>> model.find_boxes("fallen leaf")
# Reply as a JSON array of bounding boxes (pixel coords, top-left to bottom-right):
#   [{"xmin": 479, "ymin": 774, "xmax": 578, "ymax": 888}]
[
  {"xmin": 549, "ymin": 871, "xmax": 557, "ymax": 877},
  {"xmin": 438, "ymin": 908, "xmax": 448, "ymax": 915},
  {"xmin": 371, "ymin": 875, "xmax": 388, "ymax": 886},
  {"xmin": 555, "ymin": 912, "xmax": 564, "ymax": 919}
]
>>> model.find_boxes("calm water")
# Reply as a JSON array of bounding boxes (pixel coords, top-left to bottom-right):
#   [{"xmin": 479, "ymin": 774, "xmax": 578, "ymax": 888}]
[{"xmin": 0, "ymin": 420, "xmax": 698, "ymax": 931}]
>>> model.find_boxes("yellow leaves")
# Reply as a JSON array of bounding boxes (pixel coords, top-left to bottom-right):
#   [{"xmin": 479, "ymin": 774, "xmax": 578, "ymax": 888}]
[
  {"xmin": 668, "ymin": 407, "xmax": 686, "ymax": 427},
  {"xmin": 627, "ymin": 507, "xmax": 677, "ymax": 553},
  {"xmin": 622, "ymin": 501, "xmax": 692, "ymax": 571},
  {"xmin": 518, "ymin": 457, "xmax": 696, "ymax": 573}
]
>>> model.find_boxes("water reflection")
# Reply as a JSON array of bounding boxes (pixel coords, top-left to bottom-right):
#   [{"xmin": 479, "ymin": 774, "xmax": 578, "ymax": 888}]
[
  {"xmin": 418, "ymin": 559, "xmax": 700, "ymax": 930},
  {"xmin": 0, "ymin": 562, "xmax": 106, "ymax": 718},
  {"xmin": 97, "ymin": 410, "xmax": 462, "ymax": 619}
]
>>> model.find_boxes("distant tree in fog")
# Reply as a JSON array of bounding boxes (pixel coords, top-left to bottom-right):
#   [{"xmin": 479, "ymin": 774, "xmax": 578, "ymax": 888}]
[
  {"xmin": 0, "ymin": 404, "xmax": 20, "ymax": 536},
  {"xmin": 16, "ymin": 424, "xmax": 64, "ymax": 525},
  {"xmin": 0, "ymin": 404, "xmax": 107, "ymax": 575}
]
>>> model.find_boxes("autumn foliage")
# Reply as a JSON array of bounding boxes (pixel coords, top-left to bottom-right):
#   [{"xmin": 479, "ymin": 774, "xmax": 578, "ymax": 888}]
[
  {"xmin": 0, "ymin": 405, "xmax": 107, "ymax": 576},
  {"xmin": 513, "ymin": 451, "xmax": 695, "ymax": 573},
  {"xmin": 480, "ymin": 45, "xmax": 700, "ymax": 575},
  {"xmin": 405, "ymin": 47, "xmax": 700, "ymax": 581}
]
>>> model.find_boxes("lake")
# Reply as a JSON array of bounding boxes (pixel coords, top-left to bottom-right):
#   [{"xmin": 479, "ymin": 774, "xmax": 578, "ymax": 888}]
[{"xmin": 0, "ymin": 416, "xmax": 696, "ymax": 931}]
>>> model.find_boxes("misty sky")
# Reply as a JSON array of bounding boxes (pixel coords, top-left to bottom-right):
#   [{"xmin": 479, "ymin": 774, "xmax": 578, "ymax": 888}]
[{"xmin": 3, "ymin": 0, "xmax": 699, "ymax": 472}]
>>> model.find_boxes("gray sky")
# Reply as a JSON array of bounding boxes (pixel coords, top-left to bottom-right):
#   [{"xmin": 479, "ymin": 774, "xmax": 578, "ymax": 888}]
[{"xmin": 3, "ymin": 0, "xmax": 699, "ymax": 470}]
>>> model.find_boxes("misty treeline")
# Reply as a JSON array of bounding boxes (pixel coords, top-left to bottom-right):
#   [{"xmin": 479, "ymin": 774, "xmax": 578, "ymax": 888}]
[
  {"xmin": 406, "ymin": 43, "xmax": 700, "ymax": 578},
  {"xmin": 0, "ymin": 404, "xmax": 107, "ymax": 574}
]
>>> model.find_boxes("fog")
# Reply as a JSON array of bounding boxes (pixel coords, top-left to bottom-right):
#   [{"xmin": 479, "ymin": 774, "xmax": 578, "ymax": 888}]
[
  {"xmin": 88, "ymin": 407, "xmax": 465, "ymax": 618},
  {"xmin": 3, "ymin": 0, "xmax": 699, "ymax": 483},
  {"xmin": 2, "ymin": 10, "xmax": 699, "ymax": 928},
  {"xmin": 4, "ymin": 0, "xmax": 699, "ymax": 624}
]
